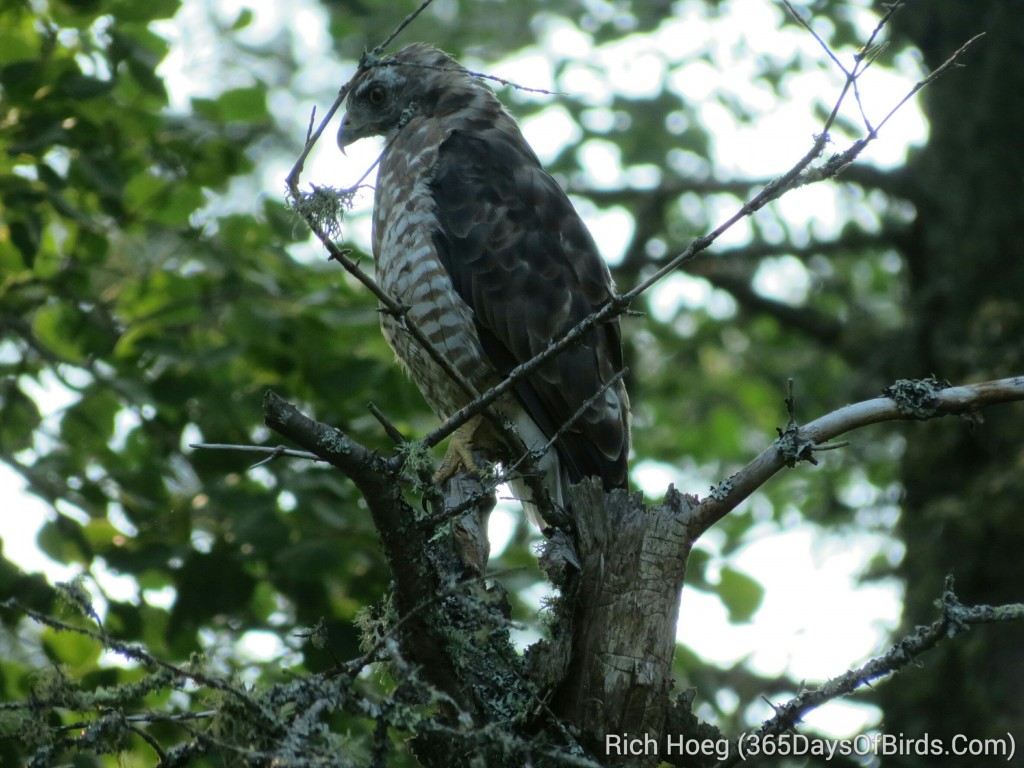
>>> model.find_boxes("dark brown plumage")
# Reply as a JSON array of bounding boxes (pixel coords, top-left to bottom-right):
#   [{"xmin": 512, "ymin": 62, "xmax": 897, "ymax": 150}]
[{"xmin": 338, "ymin": 44, "xmax": 630, "ymax": 523}]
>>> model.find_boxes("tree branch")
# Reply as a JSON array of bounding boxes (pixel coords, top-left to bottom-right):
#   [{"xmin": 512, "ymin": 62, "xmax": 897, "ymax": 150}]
[
  {"xmin": 279, "ymin": 10, "xmax": 981, "ymax": 545},
  {"xmin": 693, "ymin": 376, "xmax": 1024, "ymax": 536},
  {"xmin": 418, "ymin": 32, "xmax": 982, "ymax": 453},
  {"xmin": 705, "ymin": 575, "xmax": 1024, "ymax": 768}
]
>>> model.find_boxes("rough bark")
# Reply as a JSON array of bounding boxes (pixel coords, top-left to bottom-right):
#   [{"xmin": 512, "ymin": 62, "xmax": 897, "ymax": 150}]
[{"xmin": 537, "ymin": 481, "xmax": 697, "ymax": 764}]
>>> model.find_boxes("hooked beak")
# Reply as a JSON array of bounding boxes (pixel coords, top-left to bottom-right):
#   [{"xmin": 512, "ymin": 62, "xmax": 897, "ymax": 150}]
[{"xmin": 337, "ymin": 113, "xmax": 363, "ymax": 155}]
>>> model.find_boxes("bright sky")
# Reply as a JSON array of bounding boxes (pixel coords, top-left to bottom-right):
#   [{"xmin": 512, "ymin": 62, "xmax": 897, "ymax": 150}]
[{"xmin": 0, "ymin": 0, "xmax": 932, "ymax": 739}]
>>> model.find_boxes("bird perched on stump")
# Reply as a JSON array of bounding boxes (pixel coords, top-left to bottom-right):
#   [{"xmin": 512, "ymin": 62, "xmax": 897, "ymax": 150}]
[{"xmin": 338, "ymin": 43, "xmax": 630, "ymax": 526}]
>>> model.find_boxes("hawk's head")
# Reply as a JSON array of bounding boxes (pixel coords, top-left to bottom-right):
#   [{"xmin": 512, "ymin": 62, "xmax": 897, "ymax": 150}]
[{"xmin": 337, "ymin": 44, "xmax": 500, "ymax": 149}]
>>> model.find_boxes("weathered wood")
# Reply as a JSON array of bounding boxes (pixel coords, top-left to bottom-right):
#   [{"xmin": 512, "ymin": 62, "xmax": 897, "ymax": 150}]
[
  {"xmin": 441, "ymin": 450, "xmax": 496, "ymax": 575},
  {"xmin": 549, "ymin": 480, "xmax": 696, "ymax": 764}
]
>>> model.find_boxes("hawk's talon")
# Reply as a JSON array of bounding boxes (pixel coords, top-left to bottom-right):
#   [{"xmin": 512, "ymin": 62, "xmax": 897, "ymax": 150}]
[{"xmin": 433, "ymin": 416, "xmax": 485, "ymax": 484}]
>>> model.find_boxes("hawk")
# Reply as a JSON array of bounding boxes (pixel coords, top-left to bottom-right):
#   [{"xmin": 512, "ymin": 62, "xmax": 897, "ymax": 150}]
[{"xmin": 337, "ymin": 44, "xmax": 630, "ymax": 524}]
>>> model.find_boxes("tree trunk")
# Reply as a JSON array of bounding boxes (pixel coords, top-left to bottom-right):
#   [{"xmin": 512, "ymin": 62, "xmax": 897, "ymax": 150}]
[
  {"xmin": 545, "ymin": 483, "xmax": 696, "ymax": 762},
  {"xmin": 877, "ymin": 0, "xmax": 1024, "ymax": 753}
]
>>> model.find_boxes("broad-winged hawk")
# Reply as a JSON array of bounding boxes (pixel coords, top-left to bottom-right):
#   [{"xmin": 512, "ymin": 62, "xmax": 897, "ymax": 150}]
[{"xmin": 338, "ymin": 44, "xmax": 630, "ymax": 524}]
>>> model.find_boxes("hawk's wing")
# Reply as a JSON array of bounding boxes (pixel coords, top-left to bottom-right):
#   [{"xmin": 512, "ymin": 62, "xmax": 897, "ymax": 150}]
[{"xmin": 429, "ymin": 127, "xmax": 629, "ymax": 489}]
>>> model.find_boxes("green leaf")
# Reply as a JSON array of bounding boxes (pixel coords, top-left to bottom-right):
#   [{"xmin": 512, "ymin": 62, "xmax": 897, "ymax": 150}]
[
  {"xmin": 0, "ymin": 382, "xmax": 42, "ymax": 453},
  {"xmin": 109, "ymin": 0, "xmax": 181, "ymax": 24},
  {"xmin": 683, "ymin": 546, "xmax": 711, "ymax": 589},
  {"xmin": 42, "ymin": 627, "xmax": 102, "ymax": 674},
  {"xmin": 37, "ymin": 517, "xmax": 90, "ymax": 566},
  {"xmin": 193, "ymin": 86, "xmax": 269, "ymax": 123},
  {"xmin": 232, "ymin": 8, "xmax": 255, "ymax": 30},
  {"xmin": 31, "ymin": 302, "xmax": 86, "ymax": 363},
  {"xmin": 717, "ymin": 567, "xmax": 765, "ymax": 624},
  {"xmin": 0, "ymin": 61, "xmax": 42, "ymax": 100},
  {"xmin": 60, "ymin": 387, "xmax": 122, "ymax": 452},
  {"xmin": 219, "ymin": 85, "xmax": 269, "ymax": 121},
  {"xmin": 7, "ymin": 214, "xmax": 42, "ymax": 265},
  {"xmin": 82, "ymin": 518, "xmax": 120, "ymax": 552},
  {"xmin": 57, "ymin": 74, "xmax": 116, "ymax": 100},
  {"xmin": 0, "ymin": 21, "xmax": 39, "ymax": 66}
]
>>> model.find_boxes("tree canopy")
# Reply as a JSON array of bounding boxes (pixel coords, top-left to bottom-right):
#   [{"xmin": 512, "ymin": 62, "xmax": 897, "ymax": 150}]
[{"xmin": 2, "ymin": 0, "xmax": 1022, "ymax": 766}]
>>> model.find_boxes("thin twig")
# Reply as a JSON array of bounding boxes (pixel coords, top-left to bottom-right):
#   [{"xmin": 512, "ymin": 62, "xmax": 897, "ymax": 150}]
[
  {"xmin": 189, "ymin": 442, "xmax": 322, "ymax": 464},
  {"xmin": 781, "ymin": 0, "xmax": 849, "ymax": 75},
  {"xmin": 811, "ymin": 440, "xmax": 849, "ymax": 452},
  {"xmin": 850, "ymin": 45, "xmax": 883, "ymax": 131},
  {"xmin": 381, "ymin": 58, "xmax": 563, "ymax": 96},
  {"xmin": 506, "ymin": 368, "xmax": 629, "ymax": 477},
  {"xmin": 710, "ymin": 576, "xmax": 1024, "ymax": 768},
  {"xmin": 876, "ymin": 32, "xmax": 985, "ymax": 133},
  {"xmin": 285, "ymin": 86, "xmax": 352, "ymax": 192},
  {"xmin": 859, "ymin": 2, "xmax": 903, "ymax": 63},
  {"xmin": 304, "ymin": 105, "xmax": 316, "ymax": 143},
  {"xmin": 38, "ymin": 710, "xmax": 218, "ymax": 729},
  {"xmin": 129, "ymin": 725, "xmax": 167, "ymax": 764},
  {"xmin": 372, "ymin": 0, "xmax": 437, "ymax": 55},
  {"xmin": 368, "ymin": 402, "xmax": 407, "ymax": 444}
]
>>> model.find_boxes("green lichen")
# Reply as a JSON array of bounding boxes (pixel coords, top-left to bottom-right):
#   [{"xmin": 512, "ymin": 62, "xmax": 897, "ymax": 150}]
[
  {"xmin": 708, "ymin": 477, "xmax": 734, "ymax": 501},
  {"xmin": 318, "ymin": 428, "xmax": 351, "ymax": 456},
  {"xmin": 355, "ymin": 591, "xmax": 398, "ymax": 656},
  {"xmin": 775, "ymin": 422, "xmax": 818, "ymax": 467},
  {"xmin": 883, "ymin": 375, "xmax": 952, "ymax": 419},
  {"xmin": 288, "ymin": 184, "xmax": 353, "ymax": 240},
  {"xmin": 55, "ymin": 576, "xmax": 100, "ymax": 624}
]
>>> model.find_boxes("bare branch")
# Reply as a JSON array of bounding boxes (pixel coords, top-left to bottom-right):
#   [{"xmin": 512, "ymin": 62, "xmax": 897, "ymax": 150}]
[
  {"xmin": 417, "ymin": 29, "xmax": 982, "ymax": 453},
  {"xmin": 372, "ymin": 0, "xmax": 437, "ymax": 55},
  {"xmin": 190, "ymin": 442, "xmax": 323, "ymax": 465},
  {"xmin": 286, "ymin": 92, "xmax": 351, "ymax": 193},
  {"xmin": 3, "ymin": 599, "xmax": 261, "ymax": 715},
  {"xmin": 709, "ymin": 576, "xmax": 1024, "ymax": 768},
  {"xmin": 693, "ymin": 376, "xmax": 1024, "ymax": 536},
  {"xmin": 261, "ymin": 391, "xmax": 396, "ymax": 489},
  {"xmin": 781, "ymin": 0, "xmax": 850, "ymax": 76},
  {"xmin": 368, "ymin": 401, "xmax": 407, "ymax": 444},
  {"xmin": 283, "ymin": 2, "xmax": 444, "ymax": 193},
  {"xmin": 876, "ymin": 32, "xmax": 986, "ymax": 133}
]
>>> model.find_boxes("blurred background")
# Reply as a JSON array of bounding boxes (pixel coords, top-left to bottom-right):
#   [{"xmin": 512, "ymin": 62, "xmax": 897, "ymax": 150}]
[{"xmin": 2, "ymin": 0, "xmax": 1022, "ymax": 764}]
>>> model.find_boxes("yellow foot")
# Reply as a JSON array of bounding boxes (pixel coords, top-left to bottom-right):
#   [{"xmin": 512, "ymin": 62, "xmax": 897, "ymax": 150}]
[{"xmin": 433, "ymin": 415, "xmax": 485, "ymax": 484}]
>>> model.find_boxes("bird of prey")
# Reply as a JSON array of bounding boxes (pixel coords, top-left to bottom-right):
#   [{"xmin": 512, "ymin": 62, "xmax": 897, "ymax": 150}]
[{"xmin": 337, "ymin": 43, "xmax": 630, "ymax": 525}]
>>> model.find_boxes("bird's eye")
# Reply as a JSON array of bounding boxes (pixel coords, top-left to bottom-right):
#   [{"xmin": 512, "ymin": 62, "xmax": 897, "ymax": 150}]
[{"xmin": 367, "ymin": 85, "xmax": 386, "ymax": 106}]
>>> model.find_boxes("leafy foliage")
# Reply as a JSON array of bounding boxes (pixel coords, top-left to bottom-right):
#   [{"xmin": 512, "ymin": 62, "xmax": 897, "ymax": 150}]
[{"xmin": 1, "ymin": 0, "xmax": 1020, "ymax": 765}]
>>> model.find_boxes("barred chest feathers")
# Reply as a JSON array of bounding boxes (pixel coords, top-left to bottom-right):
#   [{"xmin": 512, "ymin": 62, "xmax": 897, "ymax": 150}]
[
  {"xmin": 372, "ymin": 119, "xmax": 496, "ymax": 419},
  {"xmin": 339, "ymin": 43, "xmax": 631, "ymax": 524}
]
